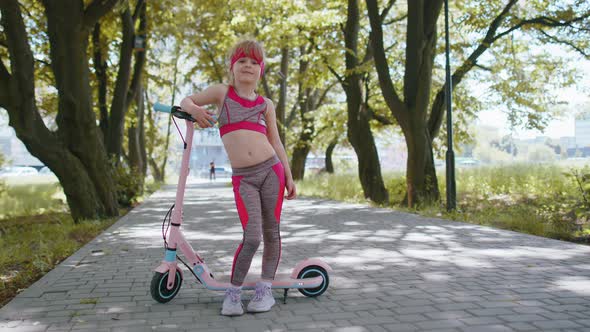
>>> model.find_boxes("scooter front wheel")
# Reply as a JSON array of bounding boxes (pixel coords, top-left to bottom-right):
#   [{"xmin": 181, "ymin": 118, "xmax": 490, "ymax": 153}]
[
  {"xmin": 297, "ymin": 265, "xmax": 329, "ymax": 297},
  {"xmin": 150, "ymin": 270, "xmax": 182, "ymax": 303}
]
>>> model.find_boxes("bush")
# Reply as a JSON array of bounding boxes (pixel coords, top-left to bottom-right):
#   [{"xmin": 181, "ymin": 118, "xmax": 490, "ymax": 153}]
[
  {"xmin": 567, "ymin": 166, "xmax": 590, "ymax": 225},
  {"xmin": 111, "ymin": 158, "xmax": 143, "ymax": 207},
  {"xmin": 0, "ymin": 152, "xmax": 6, "ymax": 196}
]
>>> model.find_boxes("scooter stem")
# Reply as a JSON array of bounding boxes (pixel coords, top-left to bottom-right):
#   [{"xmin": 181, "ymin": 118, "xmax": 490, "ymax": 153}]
[{"xmin": 171, "ymin": 120, "xmax": 194, "ymax": 233}]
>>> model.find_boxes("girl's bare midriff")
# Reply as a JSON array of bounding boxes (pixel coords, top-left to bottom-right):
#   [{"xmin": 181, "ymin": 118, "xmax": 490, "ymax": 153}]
[{"xmin": 221, "ymin": 130, "xmax": 276, "ymax": 168}]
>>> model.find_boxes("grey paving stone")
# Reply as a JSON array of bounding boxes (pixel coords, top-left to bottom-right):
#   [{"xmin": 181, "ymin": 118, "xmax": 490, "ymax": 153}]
[
  {"xmin": 459, "ymin": 325, "xmax": 514, "ymax": 332},
  {"xmin": 532, "ymin": 319, "xmax": 584, "ymax": 329},
  {"xmin": 435, "ymin": 302, "xmax": 481, "ymax": 311},
  {"xmin": 393, "ymin": 305, "xmax": 439, "ymax": 315},
  {"xmin": 467, "ymin": 308, "xmax": 516, "ymax": 316},
  {"xmin": 506, "ymin": 322, "xmax": 539, "ymax": 331},
  {"xmin": 381, "ymin": 323, "xmax": 419, "ymax": 331},
  {"xmin": 459, "ymin": 316, "xmax": 504, "ymax": 326},
  {"xmin": 1, "ymin": 183, "xmax": 590, "ymax": 332},
  {"xmin": 415, "ymin": 319, "xmax": 465, "ymax": 330},
  {"xmin": 425, "ymin": 310, "xmax": 473, "ymax": 320}
]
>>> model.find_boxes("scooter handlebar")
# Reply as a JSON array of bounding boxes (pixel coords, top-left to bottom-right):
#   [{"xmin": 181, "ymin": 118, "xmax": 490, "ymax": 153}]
[{"xmin": 153, "ymin": 102, "xmax": 196, "ymax": 122}]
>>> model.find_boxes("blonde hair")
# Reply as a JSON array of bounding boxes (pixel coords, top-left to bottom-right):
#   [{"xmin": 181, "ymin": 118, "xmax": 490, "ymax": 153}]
[{"xmin": 227, "ymin": 38, "xmax": 265, "ymax": 86}]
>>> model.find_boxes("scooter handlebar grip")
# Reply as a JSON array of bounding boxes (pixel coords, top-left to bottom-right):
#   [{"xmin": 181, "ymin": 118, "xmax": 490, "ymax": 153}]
[{"xmin": 154, "ymin": 102, "xmax": 173, "ymax": 113}]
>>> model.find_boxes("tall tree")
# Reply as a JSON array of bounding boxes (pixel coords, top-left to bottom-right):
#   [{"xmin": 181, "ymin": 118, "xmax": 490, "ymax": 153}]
[
  {"xmin": 126, "ymin": 1, "xmax": 148, "ymax": 196},
  {"xmin": 290, "ymin": 43, "xmax": 336, "ymax": 180},
  {"xmin": 0, "ymin": 0, "xmax": 120, "ymax": 221},
  {"xmin": 339, "ymin": 0, "xmax": 389, "ymax": 204},
  {"xmin": 96, "ymin": 0, "xmax": 147, "ymax": 161},
  {"xmin": 366, "ymin": 0, "xmax": 590, "ymax": 206}
]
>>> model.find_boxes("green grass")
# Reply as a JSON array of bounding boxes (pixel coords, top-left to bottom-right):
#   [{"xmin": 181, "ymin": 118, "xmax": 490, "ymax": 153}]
[
  {"xmin": 0, "ymin": 212, "xmax": 119, "ymax": 307},
  {"xmin": 298, "ymin": 163, "xmax": 590, "ymax": 244},
  {"xmin": 0, "ymin": 179, "xmax": 151, "ymax": 307},
  {"xmin": 0, "ymin": 182, "xmax": 67, "ymax": 219}
]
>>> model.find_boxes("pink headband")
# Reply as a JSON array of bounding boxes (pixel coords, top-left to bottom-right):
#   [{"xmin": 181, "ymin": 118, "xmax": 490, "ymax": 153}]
[{"xmin": 230, "ymin": 49, "xmax": 265, "ymax": 78}]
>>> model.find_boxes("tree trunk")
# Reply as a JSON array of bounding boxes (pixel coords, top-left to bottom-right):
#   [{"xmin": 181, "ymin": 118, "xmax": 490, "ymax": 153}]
[
  {"xmin": 131, "ymin": 87, "xmax": 146, "ymax": 175},
  {"xmin": 291, "ymin": 144, "xmax": 311, "ymax": 180},
  {"xmin": 92, "ymin": 22, "xmax": 109, "ymax": 143},
  {"xmin": 149, "ymin": 159, "xmax": 163, "ymax": 182},
  {"xmin": 127, "ymin": 2, "xmax": 147, "ymax": 193},
  {"xmin": 106, "ymin": 7, "xmax": 134, "ymax": 159},
  {"xmin": 0, "ymin": 0, "xmax": 119, "ymax": 221},
  {"xmin": 291, "ymin": 95, "xmax": 314, "ymax": 181},
  {"xmin": 290, "ymin": 48, "xmax": 314, "ymax": 181},
  {"xmin": 404, "ymin": 119, "xmax": 440, "ymax": 206},
  {"xmin": 366, "ymin": 0, "xmax": 442, "ymax": 206},
  {"xmin": 276, "ymin": 46, "xmax": 289, "ymax": 144},
  {"xmin": 128, "ymin": 87, "xmax": 144, "ymax": 195},
  {"xmin": 290, "ymin": 103, "xmax": 313, "ymax": 180},
  {"xmin": 144, "ymin": 88, "xmax": 164, "ymax": 182},
  {"xmin": 45, "ymin": 1, "xmax": 120, "ymax": 217},
  {"xmin": 158, "ymin": 48, "xmax": 181, "ymax": 182},
  {"xmin": 346, "ymin": 96, "xmax": 389, "ymax": 204},
  {"xmin": 139, "ymin": 88, "xmax": 147, "ymax": 177},
  {"xmin": 342, "ymin": 0, "xmax": 389, "ymax": 204},
  {"xmin": 325, "ymin": 139, "xmax": 337, "ymax": 173}
]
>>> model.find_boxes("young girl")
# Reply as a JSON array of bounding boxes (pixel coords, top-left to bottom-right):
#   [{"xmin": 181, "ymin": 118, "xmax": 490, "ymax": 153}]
[{"xmin": 179, "ymin": 39, "xmax": 296, "ymax": 316}]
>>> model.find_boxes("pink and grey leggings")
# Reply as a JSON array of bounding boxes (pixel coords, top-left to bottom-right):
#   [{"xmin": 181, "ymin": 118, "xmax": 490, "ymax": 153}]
[{"xmin": 230, "ymin": 155, "xmax": 285, "ymax": 286}]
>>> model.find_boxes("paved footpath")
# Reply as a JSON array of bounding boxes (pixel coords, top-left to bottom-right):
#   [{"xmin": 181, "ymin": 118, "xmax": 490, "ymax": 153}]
[{"xmin": 2, "ymin": 181, "xmax": 590, "ymax": 332}]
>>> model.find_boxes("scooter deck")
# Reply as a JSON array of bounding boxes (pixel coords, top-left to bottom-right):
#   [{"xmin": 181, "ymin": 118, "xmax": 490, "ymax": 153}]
[{"xmin": 203, "ymin": 273, "xmax": 324, "ymax": 290}]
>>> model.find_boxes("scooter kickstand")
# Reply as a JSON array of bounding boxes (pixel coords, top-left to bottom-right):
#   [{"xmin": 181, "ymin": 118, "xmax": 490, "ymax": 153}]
[{"xmin": 283, "ymin": 289, "xmax": 289, "ymax": 304}]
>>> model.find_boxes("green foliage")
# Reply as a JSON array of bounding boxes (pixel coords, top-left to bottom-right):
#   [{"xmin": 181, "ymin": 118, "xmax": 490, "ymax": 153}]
[
  {"xmin": 111, "ymin": 159, "xmax": 143, "ymax": 207},
  {"xmin": 433, "ymin": 0, "xmax": 589, "ymax": 147},
  {"xmin": 0, "ymin": 152, "xmax": 6, "ymax": 197},
  {"xmin": 383, "ymin": 172, "xmax": 407, "ymax": 204},
  {"xmin": 0, "ymin": 179, "xmax": 5, "ymax": 198},
  {"xmin": 7, "ymin": 0, "xmax": 590, "ymax": 218},
  {"xmin": 312, "ymin": 102, "xmax": 349, "ymax": 155},
  {"xmin": 432, "ymin": 84, "xmax": 481, "ymax": 158},
  {"xmin": 567, "ymin": 166, "xmax": 590, "ymax": 224}
]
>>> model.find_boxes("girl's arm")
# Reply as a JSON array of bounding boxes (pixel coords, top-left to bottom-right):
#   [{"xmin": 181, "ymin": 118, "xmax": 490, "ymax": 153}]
[
  {"xmin": 264, "ymin": 98, "xmax": 296, "ymax": 200},
  {"xmin": 180, "ymin": 83, "xmax": 227, "ymax": 128}
]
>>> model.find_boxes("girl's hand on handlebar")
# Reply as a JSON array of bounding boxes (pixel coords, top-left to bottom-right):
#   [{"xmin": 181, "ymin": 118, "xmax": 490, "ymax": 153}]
[{"xmin": 180, "ymin": 97, "xmax": 217, "ymax": 128}]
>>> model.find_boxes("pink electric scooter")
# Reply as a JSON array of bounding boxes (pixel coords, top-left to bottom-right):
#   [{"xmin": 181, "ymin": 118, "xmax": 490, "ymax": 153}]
[{"xmin": 150, "ymin": 103, "xmax": 332, "ymax": 304}]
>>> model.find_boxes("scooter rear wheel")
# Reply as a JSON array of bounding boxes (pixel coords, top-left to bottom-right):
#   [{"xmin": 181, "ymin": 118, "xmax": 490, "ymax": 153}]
[
  {"xmin": 150, "ymin": 270, "xmax": 182, "ymax": 303},
  {"xmin": 297, "ymin": 265, "xmax": 329, "ymax": 297}
]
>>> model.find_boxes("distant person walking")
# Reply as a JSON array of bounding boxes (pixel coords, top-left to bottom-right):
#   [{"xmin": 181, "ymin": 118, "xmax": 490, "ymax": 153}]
[{"xmin": 209, "ymin": 161, "xmax": 216, "ymax": 181}]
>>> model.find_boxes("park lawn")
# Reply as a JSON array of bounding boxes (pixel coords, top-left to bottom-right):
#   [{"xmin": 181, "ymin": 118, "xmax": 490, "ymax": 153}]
[
  {"xmin": 0, "ymin": 180, "xmax": 139, "ymax": 308},
  {"xmin": 0, "ymin": 213, "xmax": 119, "ymax": 307},
  {"xmin": 297, "ymin": 163, "xmax": 590, "ymax": 244}
]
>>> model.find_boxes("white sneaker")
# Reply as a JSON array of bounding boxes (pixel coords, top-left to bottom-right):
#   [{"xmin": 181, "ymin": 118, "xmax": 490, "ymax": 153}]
[
  {"xmin": 221, "ymin": 286, "xmax": 244, "ymax": 316},
  {"xmin": 247, "ymin": 281, "xmax": 275, "ymax": 313}
]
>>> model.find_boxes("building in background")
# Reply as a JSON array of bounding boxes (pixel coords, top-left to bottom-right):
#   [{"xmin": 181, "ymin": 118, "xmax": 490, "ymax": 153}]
[
  {"xmin": 559, "ymin": 136, "xmax": 576, "ymax": 150},
  {"xmin": 575, "ymin": 112, "xmax": 590, "ymax": 148},
  {"xmin": 563, "ymin": 111, "xmax": 590, "ymax": 157}
]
